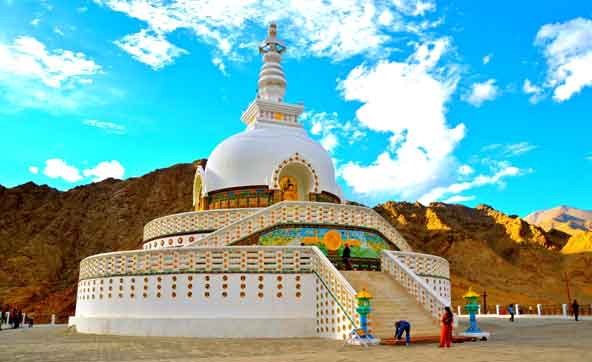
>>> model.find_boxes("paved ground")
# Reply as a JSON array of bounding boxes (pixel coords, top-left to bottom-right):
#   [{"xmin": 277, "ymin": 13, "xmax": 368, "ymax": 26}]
[{"xmin": 0, "ymin": 319, "xmax": 590, "ymax": 362}]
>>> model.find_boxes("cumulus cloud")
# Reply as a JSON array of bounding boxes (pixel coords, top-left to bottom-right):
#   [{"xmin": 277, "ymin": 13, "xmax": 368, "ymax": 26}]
[
  {"xmin": 338, "ymin": 38, "xmax": 465, "ymax": 200},
  {"xmin": 393, "ymin": 0, "xmax": 436, "ymax": 16},
  {"xmin": 28, "ymin": 166, "xmax": 39, "ymax": 174},
  {"xmin": 114, "ymin": 29, "xmax": 188, "ymax": 70},
  {"xmin": 83, "ymin": 160, "xmax": 125, "ymax": 182},
  {"xmin": 0, "ymin": 36, "xmax": 101, "ymax": 88},
  {"xmin": 522, "ymin": 79, "xmax": 543, "ymax": 103},
  {"xmin": 301, "ymin": 111, "xmax": 365, "ymax": 154},
  {"xmin": 43, "ymin": 158, "xmax": 83, "ymax": 182},
  {"xmin": 41, "ymin": 158, "xmax": 125, "ymax": 183},
  {"xmin": 84, "ymin": 119, "xmax": 126, "ymax": 134},
  {"xmin": 419, "ymin": 165, "xmax": 523, "ymax": 204},
  {"xmin": 464, "ymin": 79, "xmax": 499, "ymax": 106},
  {"xmin": 534, "ymin": 17, "xmax": 592, "ymax": 102},
  {"xmin": 458, "ymin": 165, "xmax": 474, "ymax": 175},
  {"xmin": 94, "ymin": 0, "xmax": 441, "ymax": 70}
]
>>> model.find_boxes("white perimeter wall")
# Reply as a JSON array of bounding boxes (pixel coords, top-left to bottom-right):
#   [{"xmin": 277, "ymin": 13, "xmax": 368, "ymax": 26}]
[{"xmin": 73, "ymin": 273, "xmax": 316, "ymax": 338}]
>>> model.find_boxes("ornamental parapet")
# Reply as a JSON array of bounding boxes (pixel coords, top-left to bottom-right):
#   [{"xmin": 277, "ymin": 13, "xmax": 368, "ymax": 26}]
[
  {"xmin": 185, "ymin": 201, "xmax": 413, "ymax": 252},
  {"xmin": 143, "ymin": 208, "xmax": 259, "ymax": 241}
]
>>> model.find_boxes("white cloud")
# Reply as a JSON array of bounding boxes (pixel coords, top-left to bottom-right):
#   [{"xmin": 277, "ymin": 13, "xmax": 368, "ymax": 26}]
[
  {"xmin": 83, "ymin": 160, "xmax": 125, "ymax": 182},
  {"xmin": 338, "ymin": 38, "xmax": 465, "ymax": 200},
  {"xmin": 442, "ymin": 194, "xmax": 475, "ymax": 203},
  {"xmin": 504, "ymin": 142, "xmax": 537, "ymax": 156},
  {"xmin": 301, "ymin": 111, "xmax": 366, "ymax": 155},
  {"xmin": 419, "ymin": 165, "xmax": 523, "ymax": 204},
  {"xmin": 43, "ymin": 158, "xmax": 83, "ymax": 182},
  {"xmin": 28, "ymin": 166, "xmax": 39, "ymax": 174},
  {"xmin": 84, "ymin": 119, "xmax": 126, "ymax": 134},
  {"xmin": 535, "ymin": 17, "xmax": 592, "ymax": 102},
  {"xmin": 212, "ymin": 57, "xmax": 226, "ymax": 74},
  {"xmin": 464, "ymin": 79, "xmax": 498, "ymax": 106},
  {"xmin": 77, "ymin": 6, "xmax": 88, "ymax": 13},
  {"xmin": 522, "ymin": 79, "xmax": 543, "ymax": 103},
  {"xmin": 482, "ymin": 54, "xmax": 492, "ymax": 64},
  {"xmin": 30, "ymin": 18, "xmax": 40, "ymax": 26},
  {"xmin": 320, "ymin": 133, "xmax": 338, "ymax": 153},
  {"xmin": 114, "ymin": 29, "xmax": 188, "ymax": 70},
  {"xmin": 94, "ymin": 0, "xmax": 442, "ymax": 69},
  {"xmin": 482, "ymin": 142, "xmax": 537, "ymax": 157},
  {"xmin": 458, "ymin": 165, "xmax": 474, "ymax": 175},
  {"xmin": 54, "ymin": 26, "xmax": 65, "ymax": 36},
  {"xmin": 0, "ymin": 36, "xmax": 101, "ymax": 88},
  {"xmin": 41, "ymin": 159, "xmax": 125, "ymax": 183},
  {"xmin": 393, "ymin": 0, "xmax": 436, "ymax": 16}
]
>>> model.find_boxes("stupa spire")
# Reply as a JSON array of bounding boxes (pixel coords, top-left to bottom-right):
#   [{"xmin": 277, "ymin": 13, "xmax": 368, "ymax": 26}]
[{"xmin": 257, "ymin": 23, "xmax": 287, "ymax": 102}]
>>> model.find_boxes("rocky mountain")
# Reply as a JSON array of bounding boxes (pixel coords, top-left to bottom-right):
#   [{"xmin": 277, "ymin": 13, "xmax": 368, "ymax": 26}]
[
  {"xmin": 524, "ymin": 206, "xmax": 592, "ymax": 254},
  {"xmin": 0, "ymin": 161, "xmax": 590, "ymax": 320},
  {"xmin": 0, "ymin": 163, "xmax": 194, "ymax": 322},
  {"xmin": 525, "ymin": 206, "xmax": 592, "ymax": 235},
  {"xmin": 376, "ymin": 202, "xmax": 591, "ymax": 307}
]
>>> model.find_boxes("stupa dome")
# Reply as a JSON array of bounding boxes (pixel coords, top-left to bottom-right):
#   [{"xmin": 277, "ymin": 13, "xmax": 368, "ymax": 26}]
[{"xmin": 204, "ymin": 121, "xmax": 343, "ymax": 200}]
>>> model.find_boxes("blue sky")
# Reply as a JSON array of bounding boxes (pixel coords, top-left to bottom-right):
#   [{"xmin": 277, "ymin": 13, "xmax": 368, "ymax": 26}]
[{"xmin": 0, "ymin": 0, "xmax": 591, "ymax": 216}]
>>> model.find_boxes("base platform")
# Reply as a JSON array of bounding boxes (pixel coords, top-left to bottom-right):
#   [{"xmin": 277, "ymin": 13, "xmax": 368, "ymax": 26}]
[{"xmin": 380, "ymin": 335, "xmax": 478, "ymax": 346}]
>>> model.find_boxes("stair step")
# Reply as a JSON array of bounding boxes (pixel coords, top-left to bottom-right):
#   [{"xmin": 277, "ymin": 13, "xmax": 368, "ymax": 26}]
[{"xmin": 341, "ymin": 270, "xmax": 441, "ymax": 337}]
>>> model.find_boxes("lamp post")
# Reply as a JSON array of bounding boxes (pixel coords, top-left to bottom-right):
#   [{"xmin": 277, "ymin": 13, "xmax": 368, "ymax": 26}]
[
  {"xmin": 352, "ymin": 289, "xmax": 380, "ymax": 345},
  {"xmin": 460, "ymin": 287, "xmax": 490, "ymax": 340}
]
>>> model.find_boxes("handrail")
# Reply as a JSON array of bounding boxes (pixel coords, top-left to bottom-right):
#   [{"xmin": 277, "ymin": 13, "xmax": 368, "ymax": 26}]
[
  {"xmin": 381, "ymin": 250, "xmax": 449, "ymax": 320},
  {"xmin": 310, "ymin": 246, "xmax": 359, "ymax": 337},
  {"xmin": 143, "ymin": 208, "xmax": 259, "ymax": 241},
  {"xmin": 184, "ymin": 201, "xmax": 412, "ymax": 251},
  {"xmin": 389, "ymin": 251, "xmax": 450, "ymax": 280}
]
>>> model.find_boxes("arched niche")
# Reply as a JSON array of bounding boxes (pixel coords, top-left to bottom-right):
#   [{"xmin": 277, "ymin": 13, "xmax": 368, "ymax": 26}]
[
  {"xmin": 271, "ymin": 153, "xmax": 319, "ymax": 201},
  {"xmin": 193, "ymin": 166, "xmax": 206, "ymax": 210}
]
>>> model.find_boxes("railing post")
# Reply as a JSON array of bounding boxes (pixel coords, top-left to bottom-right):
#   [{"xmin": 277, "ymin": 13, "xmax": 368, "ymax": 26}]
[
  {"xmin": 478, "ymin": 305, "xmax": 481, "ymax": 315},
  {"xmin": 536, "ymin": 304, "xmax": 542, "ymax": 317},
  {"xmin": 496, "ymin": 304, "xmax": 500, "ymax": 316},
  {"xmin": 516, "ymin": 304, "xmax": 520, "ymax": 317},
  {"xmin": 457, "ymin": 305, "xmax": 461, "ymax": 316},
  {"xmin": 22, "ymin": 313, "xmax": 26, "ymax": 325},
  {"xmin": 51, "ymin": 314, "xmax": 56, "ymax": 325},
  {"xmin": 562, "ymin": 304, "xmax": 568, "ymax": 318}
]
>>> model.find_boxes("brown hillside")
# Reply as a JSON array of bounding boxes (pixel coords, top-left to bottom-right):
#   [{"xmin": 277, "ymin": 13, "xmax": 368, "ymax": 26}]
[
  {"xmin": 0, "ymin": 162, "xmax": 195, "ymax": 321},
  {"xmin": 1, "ymin": 162, "xmax": 590, "ymax": 321},
  {"xmin": 376, "ymin": 202, "xmax": 591, "ymax": 307}
]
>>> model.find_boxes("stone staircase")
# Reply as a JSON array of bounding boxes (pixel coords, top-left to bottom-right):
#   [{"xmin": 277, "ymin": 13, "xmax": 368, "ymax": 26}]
[{"xmin": 341, "ymin": 271, "xmax": 440, "ymax": 338}]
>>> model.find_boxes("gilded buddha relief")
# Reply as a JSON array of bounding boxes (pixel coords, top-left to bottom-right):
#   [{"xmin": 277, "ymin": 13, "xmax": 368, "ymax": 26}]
[{"xmin": 279, "ymin": 175, "xmax": 298, "ymax": 201}]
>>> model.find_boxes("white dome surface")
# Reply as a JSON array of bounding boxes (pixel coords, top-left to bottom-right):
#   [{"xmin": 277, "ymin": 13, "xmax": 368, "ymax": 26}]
[{"xmin": 205, "ymin": 122, "xmax": 343, "ymax": 199}]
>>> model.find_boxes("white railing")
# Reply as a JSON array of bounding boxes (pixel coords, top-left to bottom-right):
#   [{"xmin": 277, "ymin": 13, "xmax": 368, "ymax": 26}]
[
  {"xmin": 78, "ymin": 246, "xmax": 314, "ymax": 280},
  {"xmin": 389, "ymin": 251, "xmax": 450, "ymax": 279},
  {"xmin": 310, "ymin": 247, "xmax": 359, "ymax": 331},
  {"xmin": 184, "ymin": 201, "xmax": 412, "ymax": 251},
  {"xmin": 143, "ymin": 208, "xmax": 259, "ymax": 241},
  {"xmin": 381, "ymin": 250, "xmax": 449, "ymax": 320}
]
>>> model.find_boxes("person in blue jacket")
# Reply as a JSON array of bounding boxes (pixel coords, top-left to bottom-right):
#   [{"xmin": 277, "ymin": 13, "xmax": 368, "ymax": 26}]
[{"xmin": 394, "ymin": 320, "xmax": 411, "ymax": 345}]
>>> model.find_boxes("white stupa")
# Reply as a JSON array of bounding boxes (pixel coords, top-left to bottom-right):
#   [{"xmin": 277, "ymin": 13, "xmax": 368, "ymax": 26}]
[{"xmin": 69, "ymin": 24, "xmax": 451, "ymax": 340}]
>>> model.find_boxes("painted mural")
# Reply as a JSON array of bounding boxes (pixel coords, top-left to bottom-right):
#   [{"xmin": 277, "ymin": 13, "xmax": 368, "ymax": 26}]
[{"xmin": 258, "ymin": 227, "xmax": 393, "ymax": 258}]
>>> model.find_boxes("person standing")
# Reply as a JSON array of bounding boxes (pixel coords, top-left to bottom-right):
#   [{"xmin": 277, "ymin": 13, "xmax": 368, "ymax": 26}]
[
  {"xmin": 394, "ymin": 320, "xmax": 411, "ymax": 345},
  {"xmin": 439, "ymin": 306, "xmax": 454, "ymax": 348},
  {"xmin": 342, "ymin": 243, "xmax": 351, "ymax": 270},
  {"xmin": 507, "ymin": 304, "xmax": 515, "ymax": 322},
  {"xmin": 572, "ymin": 300, "xmax": 580, "ymax": 322}
]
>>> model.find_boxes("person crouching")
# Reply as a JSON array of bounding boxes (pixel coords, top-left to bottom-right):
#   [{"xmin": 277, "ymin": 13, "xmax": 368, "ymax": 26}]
[{"xmin": 394, "ymin": 320, "xmax": 411, "ymax": 345}]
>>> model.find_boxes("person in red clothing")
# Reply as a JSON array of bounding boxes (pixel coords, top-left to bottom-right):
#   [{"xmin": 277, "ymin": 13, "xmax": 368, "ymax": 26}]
[{"xmin": 439, "ymin": 306, "xmax": 454, "ymax": 348}]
